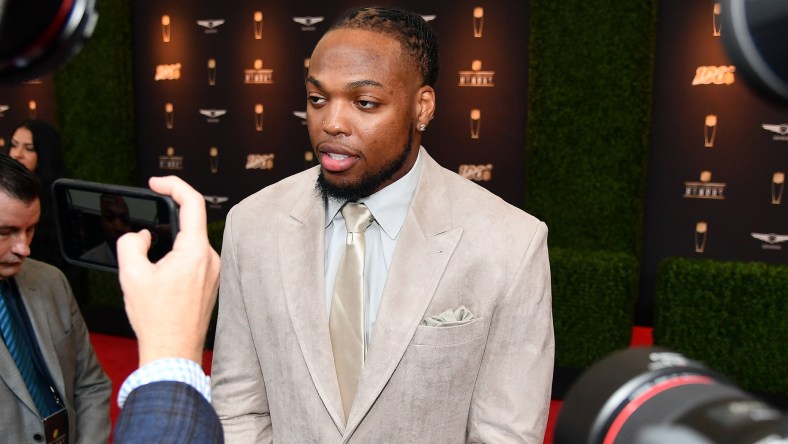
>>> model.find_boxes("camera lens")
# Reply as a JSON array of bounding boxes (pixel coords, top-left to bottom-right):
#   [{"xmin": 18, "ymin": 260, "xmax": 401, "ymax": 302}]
[
  {"xmin": 554, "ymin": 347, "xmax": 786, "ymax": 444},
  {"xmin": 0, "ymin": 0, "xmax": 98, "ymax": 82}
]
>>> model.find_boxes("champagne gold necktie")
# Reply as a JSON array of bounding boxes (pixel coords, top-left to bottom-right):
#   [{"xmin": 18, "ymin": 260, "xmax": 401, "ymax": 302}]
[{"xmin": 329, "ymin": 202, "xmax": 373, "ymax": 421}]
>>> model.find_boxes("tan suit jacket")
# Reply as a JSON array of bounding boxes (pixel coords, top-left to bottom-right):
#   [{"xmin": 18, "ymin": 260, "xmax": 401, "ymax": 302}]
[
  {"xmin": 0, "ymin": 259, "xmax": 112, "ymax": 443},
  {"xmin": 212, "ymin": 149, "xmax": 554, "ymax": 443}
]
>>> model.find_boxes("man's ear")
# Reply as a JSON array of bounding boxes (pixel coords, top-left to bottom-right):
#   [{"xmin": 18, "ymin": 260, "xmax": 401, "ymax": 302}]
[{"xmin": 416, "ymin": 85, "xmax": 436, "ymax": 129}]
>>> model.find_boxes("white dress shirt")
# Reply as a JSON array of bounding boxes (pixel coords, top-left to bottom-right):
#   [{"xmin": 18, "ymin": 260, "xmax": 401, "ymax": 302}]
[
  {"xmin": 324, "ymin": 149, "xmax": 423, "ymax": 349},
  {"xmin": 117, "ymin": 358, "xmax": 210, "ymax": 407}
]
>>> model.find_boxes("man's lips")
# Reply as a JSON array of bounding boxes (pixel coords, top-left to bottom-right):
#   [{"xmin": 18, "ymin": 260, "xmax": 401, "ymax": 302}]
[
  {"xmin": 318, "ymin": 144, "xmax": 359, "ymax": 173},
  {"xmin": 0, "ymin": 260, "xmax": 22, "ymax": 268}
]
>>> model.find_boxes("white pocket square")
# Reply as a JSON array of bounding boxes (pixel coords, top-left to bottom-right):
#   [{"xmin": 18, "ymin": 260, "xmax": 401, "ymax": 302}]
[{"xmin": 422, "ymin": 305, "xmax": 475, "ymax": 327}]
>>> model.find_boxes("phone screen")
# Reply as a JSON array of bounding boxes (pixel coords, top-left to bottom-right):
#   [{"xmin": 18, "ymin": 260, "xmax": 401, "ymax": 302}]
[{"xmin": 52, "ymin": 179, "xmax": 179, "ymax": 272}]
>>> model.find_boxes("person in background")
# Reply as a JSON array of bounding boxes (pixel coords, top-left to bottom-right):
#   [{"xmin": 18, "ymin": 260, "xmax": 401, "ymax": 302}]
[
  {"xmin": 0, "ymin": 153, "xmax": 111, "ymax": 443},
  {"xmin": 113, "ymin": 175, "xmax": 222, "ymax": 443},
  {"xmin": 211, "ymin": 6, "xmax": 553, "ymax": 442},
  {"xmin": 80, "ymin": 193, "xmax": 132, "ymax": 267}
]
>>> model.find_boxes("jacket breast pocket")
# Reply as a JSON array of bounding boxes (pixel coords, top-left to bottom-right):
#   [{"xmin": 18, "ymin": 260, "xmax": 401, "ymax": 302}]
[
  {"xmin": 411, "ymin": 317, "xmax": 486, "ymax": 347},
  {"xmin": 395, "ymin": 318, "xmax": 487, "ymax": 410}
]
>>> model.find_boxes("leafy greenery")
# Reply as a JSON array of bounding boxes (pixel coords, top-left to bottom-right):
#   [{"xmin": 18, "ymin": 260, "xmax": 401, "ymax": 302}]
[
  {"xmin": 655, "ymin": 258, "xmax": 788, "ymax": 395},
  {"xmin": 53, "ymin": 0, "xmax": 136, "ymax": 185},
  {"xmin": 526, "ymin": 0, "xmax": 658, "ymax": 256},
  {"xmin": 527, "ymin": 2, "xmax": 658, "ymax": 368},
  {"xmin": 86, "ymin": 268, "xmax": 122, "ymax": 308},
  {"xmin": 52, "ymin": 1, "xmax": 135, "ymax": 309},
  {"xmin": 551, "ymin": 247, "xmax": 639, "ymax": 368},
  {"xmin": 208, "ymin": 220, "xmax": 226, "ymax": 255}
]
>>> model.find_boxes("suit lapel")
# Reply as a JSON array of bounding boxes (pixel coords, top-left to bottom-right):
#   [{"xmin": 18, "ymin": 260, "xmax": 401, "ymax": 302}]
[
  {"xmin": 0, "ymin": 267, "xmax": 64, "ymax": 416},
  {"xmin": 345, "ymin": 152, "xmax": 462, "ymax": 435},
  {"xmin": 18, "ymin": 271, "xmax": 67, "ymax": 410},
  {"xmin": 277, "ymin": 185, "xmax": 345, "ymax": 431}
]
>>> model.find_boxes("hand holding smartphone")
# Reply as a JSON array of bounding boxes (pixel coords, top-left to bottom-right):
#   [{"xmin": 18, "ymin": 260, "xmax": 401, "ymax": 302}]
[
  {"xmin": 115, "ymin": 175, "xmax": 220, "ymax": 366},
  {"xmin": 52, "ymin": 179, "xmax": 179, "ymax": 272}
]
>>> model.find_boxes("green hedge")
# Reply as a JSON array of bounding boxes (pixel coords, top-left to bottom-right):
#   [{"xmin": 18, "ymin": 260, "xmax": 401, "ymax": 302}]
[
  {"xmin": 207, "ymin": 220, "xmax": 226, "ymax": 254},
  {"xmin": 52, "ymin": 0, "xmax": 135, "ymax": 309},
  {"xmin": 654, "ymin": 258, "xmax": 788, "ymax": 395},
  {"xmin": 86, "ymin": 268, "xmax": 121, "ymax": 308},
  {"xmin": 526, "ymin": 0, "xmax": 658, "ymax": 256},
  {"xmin": 551, "ymin": 247, "xmax": 639, "ymax": 368},
  {"xmin": 53, "ymin": 0, "xmax": 136, "ymax": 185}
]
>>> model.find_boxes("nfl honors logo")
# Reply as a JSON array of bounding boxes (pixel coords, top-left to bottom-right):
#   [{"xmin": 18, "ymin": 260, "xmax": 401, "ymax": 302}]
[
  {"xmin": 459, "ymin": 60, "xmax": 495, "ymax": 87},
  {"xmin": 684, "ymin": 171, "xmax": 726, "ymax": 199},
  {"xmin": 245, "ymin": 59, "xmax": 274, "ymax": 84},
  {"xmin": 159, "ymin": 147, "xmax": 183, "ymax": 170}
]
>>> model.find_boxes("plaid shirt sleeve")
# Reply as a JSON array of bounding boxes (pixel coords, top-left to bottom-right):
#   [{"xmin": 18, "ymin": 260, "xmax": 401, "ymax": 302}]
[{"xmin": 118, "ymin": 358, "xmax": 211, "ymax": 408}]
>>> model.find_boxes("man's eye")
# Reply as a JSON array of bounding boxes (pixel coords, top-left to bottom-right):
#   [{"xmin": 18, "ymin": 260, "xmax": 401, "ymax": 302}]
[
  {"xmin": 357, "ymin": 100, "xmax": 377, "ymax": 109},
  {"xmin": 308, "ymin": 96, "xmax": 326, "ymax": 105}
]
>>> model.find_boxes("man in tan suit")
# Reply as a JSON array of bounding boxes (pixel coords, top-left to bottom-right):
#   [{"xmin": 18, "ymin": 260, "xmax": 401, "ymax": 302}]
[{"xmin": 211, "ymin": 6, "xmax": 554, "ymax": 443}]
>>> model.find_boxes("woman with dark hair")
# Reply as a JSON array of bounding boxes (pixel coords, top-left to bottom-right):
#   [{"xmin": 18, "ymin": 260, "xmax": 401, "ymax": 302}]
[{"xmin": 7, "ymin": 119, "xmax": 68, "ymax": 183}]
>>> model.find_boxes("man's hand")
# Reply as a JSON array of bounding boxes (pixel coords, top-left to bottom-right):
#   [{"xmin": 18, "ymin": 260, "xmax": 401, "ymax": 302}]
[{"xmin": 116, "ymin": 176, "xmax": 220, "ymax": 367}]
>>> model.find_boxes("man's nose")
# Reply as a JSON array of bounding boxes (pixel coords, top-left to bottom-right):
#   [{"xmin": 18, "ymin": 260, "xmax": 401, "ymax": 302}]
[
  {"xmin": 11, "ymin": 235, "xmax": 31, "ymax": 258},
  {"xmin": 322, "ymin": 104, "xmax": 349, "ymax": 136}
]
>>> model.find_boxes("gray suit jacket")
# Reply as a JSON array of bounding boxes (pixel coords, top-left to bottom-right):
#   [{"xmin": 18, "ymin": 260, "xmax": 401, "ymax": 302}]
[
  {"xmin": 212, "ymin": 149, "xmax": 554, "ymax": 443},
  {"xmin": 0, "ymin": 259, "xmax": 112, "ymax": 443}
]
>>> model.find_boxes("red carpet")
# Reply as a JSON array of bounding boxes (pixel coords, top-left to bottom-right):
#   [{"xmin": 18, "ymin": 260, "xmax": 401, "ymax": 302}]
[
  {"xmin": 89, "ymin": 333, "xmax": 213, "ymax": 442},
  {"xmin": 91, "ymin": 326, "xmax": 653, "ymax": 443}
]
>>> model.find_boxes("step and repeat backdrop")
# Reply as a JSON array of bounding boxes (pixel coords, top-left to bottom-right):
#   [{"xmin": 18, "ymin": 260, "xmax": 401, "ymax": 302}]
[
  {"xmin": 0, "ymin": 78, "xmax": 57, "ymax": 148},
  {"xmin": 131, "ymin": 1, "xmax": 531, "ymax": 221},
  {"xmin": 639, "ymin": 0, "xmax": 787, "ymax": 318}
]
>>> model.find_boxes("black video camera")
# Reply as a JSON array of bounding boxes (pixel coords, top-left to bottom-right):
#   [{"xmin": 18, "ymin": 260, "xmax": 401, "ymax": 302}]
[{"xmin": 555, "ymin": 347, "xmax": 787, "ymax": 444}]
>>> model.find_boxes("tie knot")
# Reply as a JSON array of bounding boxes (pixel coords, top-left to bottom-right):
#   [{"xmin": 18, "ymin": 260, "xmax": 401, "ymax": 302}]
[{"xmin": 341, "ymin": 202, "xmax": 374, "ymax": 233}]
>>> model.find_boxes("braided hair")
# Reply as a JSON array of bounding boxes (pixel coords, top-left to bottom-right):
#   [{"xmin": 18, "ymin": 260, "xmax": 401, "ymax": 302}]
[{"xmin": 328, "ymin": 6, "xmax": 440, "ymax": 87}]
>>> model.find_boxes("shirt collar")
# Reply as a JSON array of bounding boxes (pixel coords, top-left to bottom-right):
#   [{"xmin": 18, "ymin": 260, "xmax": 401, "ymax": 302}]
[
  {"xmin": 325, "ymin": 147, "xmax": 423, "ymax": 240},
  {"xmin": 0, "ymin": 277, "xmax": 19, "ymax": 299}
]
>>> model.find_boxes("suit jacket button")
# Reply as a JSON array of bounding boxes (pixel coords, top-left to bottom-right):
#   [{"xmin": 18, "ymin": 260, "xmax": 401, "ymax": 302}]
[{"xmin": 33, "ymin": 433, "xmax": 44, "ymax": 442}]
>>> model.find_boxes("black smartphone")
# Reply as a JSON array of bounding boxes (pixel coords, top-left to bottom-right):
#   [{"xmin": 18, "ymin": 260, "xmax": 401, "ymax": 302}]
[{"xmin": 52, "ymin": 178, "xmax": 179, "ymax": 273}]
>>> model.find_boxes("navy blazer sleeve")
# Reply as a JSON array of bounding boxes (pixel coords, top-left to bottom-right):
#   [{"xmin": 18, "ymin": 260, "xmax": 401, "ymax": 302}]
[{"xmin": 114, "ymin": 381, "xmax": 223, "ymax": 443}]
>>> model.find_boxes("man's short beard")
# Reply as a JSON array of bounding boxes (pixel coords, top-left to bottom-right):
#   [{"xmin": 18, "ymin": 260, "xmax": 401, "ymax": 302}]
[{"xmin": 315, "ymin": 129, "xmax": 414, "ymax": 203}]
